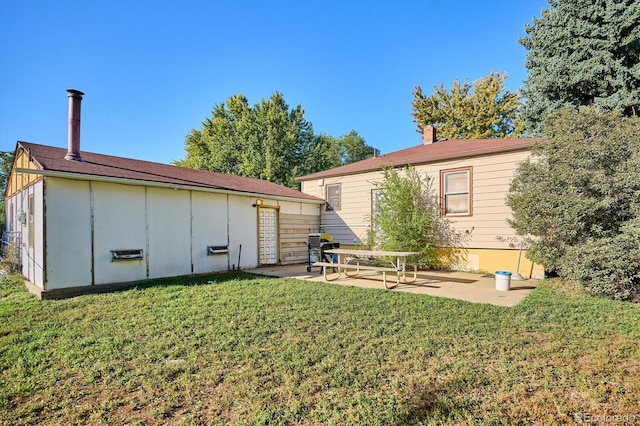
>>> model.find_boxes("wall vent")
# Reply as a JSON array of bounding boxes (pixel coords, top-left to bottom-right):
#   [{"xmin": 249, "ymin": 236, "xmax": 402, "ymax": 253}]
[
  {"xmin": 111, "ymin": 249, "xmax": 144, "ymax": 261},
  {"xmin": 207, "ymin": 245, "xmax": 229, "ymax": 255}
]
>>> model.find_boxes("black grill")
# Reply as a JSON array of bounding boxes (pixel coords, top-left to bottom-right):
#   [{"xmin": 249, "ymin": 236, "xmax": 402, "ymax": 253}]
[{"xmin": 306, "ymin": 233, "xmax": 339, "ymax": 273}]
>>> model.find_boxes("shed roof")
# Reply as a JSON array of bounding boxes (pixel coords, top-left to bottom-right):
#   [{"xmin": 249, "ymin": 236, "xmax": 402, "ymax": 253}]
[
  {"xmin": 297, "ymin": 137, "xmax": 547, "ymax": 181},
  {"xmin": 16, "ymin": 142, "xmax": 322, "ymax": 202}
]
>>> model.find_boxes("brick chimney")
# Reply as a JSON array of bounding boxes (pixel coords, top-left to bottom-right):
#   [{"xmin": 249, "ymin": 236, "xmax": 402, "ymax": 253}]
[
  {"xmin": 65, "ymin": 89, "xmax": 84, "ymax": 161},
  {"xmin": 422, "ymin": 125, "xmax": 436, "ymax": 145}
]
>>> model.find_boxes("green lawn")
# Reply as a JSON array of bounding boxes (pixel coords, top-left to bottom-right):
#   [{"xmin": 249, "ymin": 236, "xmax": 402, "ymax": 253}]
[{"xmin": 1, "ymin": 272, "xmax": 638, "ymax": 425}]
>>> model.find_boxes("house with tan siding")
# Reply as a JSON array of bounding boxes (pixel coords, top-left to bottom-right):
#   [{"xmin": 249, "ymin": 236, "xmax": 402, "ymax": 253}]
[
  {"xmin": 297, "ymin": 127, "xmax": 546, "ymax": 278},
  {"xmin": 3, "ymin": 90, "xmax": 322, "ymax": 299}
]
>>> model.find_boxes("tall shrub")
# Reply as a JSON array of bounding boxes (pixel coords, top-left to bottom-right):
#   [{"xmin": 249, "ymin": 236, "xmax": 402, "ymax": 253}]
[
  {"xmin": 507, "ymin": 108, "xmax": 640, "ymax": 300},
  {"xmin": 371, "ymin": 166, "xmax": 466, "ymax": 269},
  {"xmin": 561, "ymin": 221, "xmax": 640, "ymax": 300}
]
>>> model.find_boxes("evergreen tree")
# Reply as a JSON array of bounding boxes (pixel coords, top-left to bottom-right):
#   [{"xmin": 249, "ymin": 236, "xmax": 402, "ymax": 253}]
[{"xmin": 520, "ymin": 0, "xmax": 640, "ymax": 135}]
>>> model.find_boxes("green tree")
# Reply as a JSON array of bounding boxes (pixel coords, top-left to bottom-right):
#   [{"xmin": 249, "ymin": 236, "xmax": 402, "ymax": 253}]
[
  {"xmin": 371, "ymin": 166, "xmax": 466, "ymax": 269},
  {"xmin": 412, "ymin": 71, "xmax": 523, "ymax": 140},
  {"xmin": 520, "ymin": 0, "xmax": 640, "ymax": 135},
  {"xmin": 176, "ymin": 94, "xmax": 377, "ymax": 188},
  {"xmin": 301, "ymin": 130, "xmax": 379, "ymax": 175},
  {"xmin": 337, "ymin": 131, "xmax": 379, "ymax": 164},
  {"xmin": 176, "ymin": 93, "xmax": 250, "ymax": 174},
  {"xmin": 175, "ymin": 92, "xmax": 313, "ymax": 188},
  {"xmin": 507, "ymin": 108, "xmax": 640, "ymax": 300},
  {"xmin": 298, "ymin": 133, "xmax": 341, "ymax": 176},
  {"xmin": 0, "ymin": 151, "xmax": 14, "ymax": 233}
]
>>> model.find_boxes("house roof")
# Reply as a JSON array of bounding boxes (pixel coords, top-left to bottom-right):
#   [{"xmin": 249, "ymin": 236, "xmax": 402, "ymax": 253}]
[
  {"xmin": 16, "ymin": 142, "xmax": 322, "ymax": 203},
  {"xmin": 297, "ymin": 137, "xmax": 547, "ymax": 181}
]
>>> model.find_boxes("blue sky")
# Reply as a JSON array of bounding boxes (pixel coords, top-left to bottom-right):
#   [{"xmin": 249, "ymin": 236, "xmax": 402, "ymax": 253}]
[{"xmin": 0, "ymin": 0, "xmax": 548, "ymax": 164}]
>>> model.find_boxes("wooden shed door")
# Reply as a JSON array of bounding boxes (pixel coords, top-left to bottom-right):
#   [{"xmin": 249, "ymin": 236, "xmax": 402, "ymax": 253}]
[{"xmin": 258, "ymin": 208, "xmax": 278, "ymax": 265}]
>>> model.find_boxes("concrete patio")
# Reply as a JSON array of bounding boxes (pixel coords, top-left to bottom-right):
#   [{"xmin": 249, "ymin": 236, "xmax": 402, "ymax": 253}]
[{"xmin": 246, "ymin": 264, "xmax": 539, "ymax": 307}]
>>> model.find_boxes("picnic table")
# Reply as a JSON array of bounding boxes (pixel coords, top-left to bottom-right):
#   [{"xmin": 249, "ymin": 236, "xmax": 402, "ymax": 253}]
[{"xmin": 314, "ymin": 248, "xmax": 420, "ymax": 289}]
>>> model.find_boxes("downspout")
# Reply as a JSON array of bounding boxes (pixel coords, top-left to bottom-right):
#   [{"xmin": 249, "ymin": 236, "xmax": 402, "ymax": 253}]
[
  {"xmin": 42, "ymin": 182, "xmax": 47, "ymax": 290},
  {"xmin": 145, "ymin": 186, "xmax": 150, "ymax": 279},
  {"xmin": 190, "ymin": 190, "xmax": 193, "ymax": 274},
  {"xmin": 226, "ymin": 193, "xmax": 231, "ymax": 271},
  {"xmin": 90, "ymin": 181, "xmax": 95, "ymax": 285}
]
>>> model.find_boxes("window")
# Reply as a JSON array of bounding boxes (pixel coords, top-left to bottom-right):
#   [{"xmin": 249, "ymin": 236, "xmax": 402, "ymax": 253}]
[
  {"xmin": 371, "ymin": 188, "xmax": 379, "ymax": 215},
  {"xmin": 441, "ymin": 167, "xmax": 472, "ymax": 216},
  {"xmin": 326, "ymin": 183, "xmax": 341, "ymax": 211},
  {"xmin": 370, "ymin": 188, "xmax": 380, "ymax": 227},
  {"xmin": 28, "ymin": 194, "xmax": 34, "ymax": 247}
]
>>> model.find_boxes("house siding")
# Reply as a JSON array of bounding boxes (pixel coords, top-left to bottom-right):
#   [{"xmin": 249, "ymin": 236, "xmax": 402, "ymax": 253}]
[
  {"xmin": 5, "ymin": 182, "xmax": 47, "ymax": 287},
  {"xmin": 300, "ymin": 149, "xmax": 543, "ymax": 276},
  {"xmin": 191, "ymin": 191, "xmax": 230, "ymax": 274},
  {"xmin": 147, "ymin": 187, "xmax": 193, "ymax": 279},
  {"xmin": 92, "ymin": 182, "xmax": 147, "ymax": 285},
  {"xmin": 228, "ymin": 195, "xmax": 259, "ymax": 269},
  {"xmin": 7, "ymin": 173, "xmax": 318, "ymax": 294},
  {"xmin": 5, "ymin": 142, "xmax": 323, "ymax": 298},
  {"xmin": 302, "ymin": 150, "xmax": 529, "ymax": 249},
  {"xmin": 278, "ymin": 201, "xmax": 321, "ymax": 264},
  {"xmin": 309, "ymin": 173, "xmax": 379, "ymax": 245},
  {"xmin": 45, "ymin": 178, "xmax": 93, "ymax": 290},
  {"xmin": 5, "ymin": 149, "xmax": 41, "ymax": 199}
]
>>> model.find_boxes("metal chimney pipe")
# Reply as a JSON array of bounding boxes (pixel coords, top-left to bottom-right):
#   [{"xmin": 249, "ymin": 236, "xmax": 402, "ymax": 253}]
[{"xmin": 65, "ymin": 89, "xmax": 84, "ymax": 161}]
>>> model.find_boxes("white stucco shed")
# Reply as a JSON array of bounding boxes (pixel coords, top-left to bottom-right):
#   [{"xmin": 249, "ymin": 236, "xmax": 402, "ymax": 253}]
[{"xmin": 4, "ymin": 141, "xmax": 322, "ymax": 299}]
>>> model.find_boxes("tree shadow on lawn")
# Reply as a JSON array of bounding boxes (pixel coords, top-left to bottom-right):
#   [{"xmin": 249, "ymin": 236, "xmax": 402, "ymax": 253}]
[{"xmin": 395, "ymin": 380, "xmax": 463, "ymax": 424}]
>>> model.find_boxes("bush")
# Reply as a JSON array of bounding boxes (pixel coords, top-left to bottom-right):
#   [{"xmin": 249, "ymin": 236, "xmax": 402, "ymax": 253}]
[
  {"xmin": 371, "ymin": 166, "xmax": 467, "ymax": 269},
  {"xmin": 560, "ymin": 222, "xmax": 640, "ymax": 301},
  {"xmin": 508, "ymin": 108, "xmax": 640, "ymax": 300},
  {"xmin": 0, "ymin": 242, "xmax": 20, "ymax": 274}
]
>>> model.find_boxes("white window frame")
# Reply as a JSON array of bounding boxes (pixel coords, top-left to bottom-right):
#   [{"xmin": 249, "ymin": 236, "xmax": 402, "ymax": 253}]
[{"xmin": 440, "ymin": 167, "xmax": 472, "ymax": 216}]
